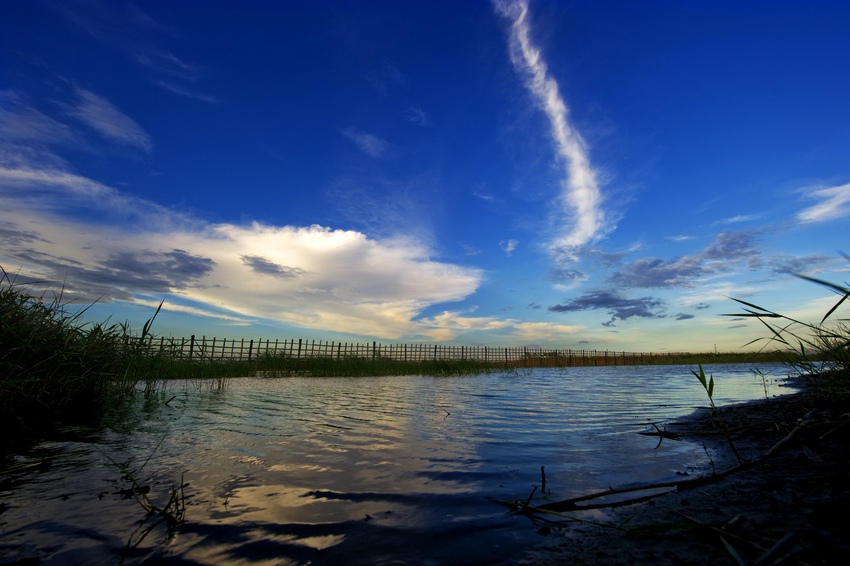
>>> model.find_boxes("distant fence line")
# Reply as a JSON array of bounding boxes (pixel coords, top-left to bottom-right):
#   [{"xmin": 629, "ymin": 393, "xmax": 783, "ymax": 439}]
[{"xmin": 135, "ymin": 335, "xmax": 695, "ymax": 368}]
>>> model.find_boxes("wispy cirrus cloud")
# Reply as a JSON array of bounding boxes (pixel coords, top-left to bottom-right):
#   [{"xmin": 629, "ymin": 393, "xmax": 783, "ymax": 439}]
[
  {"xmin": 495, "ymin": 0, "xmax": 605, "ymax": 255},
  {"xmin": 797, "ymin": 182, "xmax": 850, "ymax": 223},
  {"xmin": 501, "ymin": 239, "xmax": 518, "ymax": 256},
  {"xmin": 404, "ymin": 106, "xmax": 432, "ymax": 127},
  {"xmin": 136, "ymin": 49, "xmax": 200, "ymax": 81},
  {"xmin": 713, "ymin": 213, "xmax": 761, "ymax": 225},
  {"xmin": 57, "ymin": 1, "xmax": 216, "ymax": 104},
  {"xmin": 342, "ymin": 127, "xmax": 389, "ymax": 158},
  {"xmin": 70, "ymin": 89, "xmax": 153, "ymax": 152},
  {"xmin": 0, "ymin": 91, "xmax": 75, "ymax": 146},
  {"xmin": 363, "ymin": 60, "xmax": 405, "ymax": 96},
  {"xmin": 155, "ymin": 81, "xmax": 219, "ymax": 104}
]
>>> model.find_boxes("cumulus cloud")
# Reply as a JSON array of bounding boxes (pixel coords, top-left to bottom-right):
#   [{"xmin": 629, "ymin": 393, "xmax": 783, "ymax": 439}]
[
  {"xmin": 797, "ymin": 182, "xmax": 850, "ymax": 223},
  {"xmin": 494, "ymin": 0, "xmax": 605, "ymax": 254},
  {"xmin": 70, "ymin": 89, "xmax": 153, "ymax": 152},
  {"xmin": 0, "ymin": 164, "xmax": 484, "ymax": 339},
  {"xmin": 342, "ymin": 127, "xmax": 389, "ymax": 157},
  {"xmin": 549, "ymin": 289, "xmax": 666, "ymax": 327},
  {"xmin": 418, "ymin": 309, "xmax": 516, "ymax": 341}
]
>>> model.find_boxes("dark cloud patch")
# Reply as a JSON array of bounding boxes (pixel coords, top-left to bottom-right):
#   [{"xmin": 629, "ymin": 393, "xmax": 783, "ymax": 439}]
[
  {"xmin": 610, "ymin": 256, "xmax": 705, "ymax": 288},
  {"xmin": 768, "ymin": 254, "xmax": 834, "ymax": 275},
  {"xmin": 611, "ymin": 230, "xmax": 763, "ymax": 288},
  {"xmin": 549, "ymin": 289, "xmax": 666, "ymax": 327},
  {"xmin": 701, "ymin": 231, "xmax": 762, "ymax": 263},
  {"xmin": 589, "ymin": 249, "xmax": 628, "ymax": 268},
  {"xmin": 728, "ymin": 324, "xmax": 747, "ymax": 329},
  {"xmin": 694, "ymin": 303, "xmax": 711, "ymax": 310},
  {"xmin": 102, "ymin": 249, "xmax": 215, "ymax": 289},
  {"xmin": 578, "ymin": 340, "xmax": 589, "ymax": 344},
  {"xmin": 240, "ymin": 255, "xmax": 306, "ymax": 278},
  {"xmin": 548, "ymin": 267, "xmax": 585, "ymax": 284},
  {"xmin": 11, "ymin": 248, "xmax": 216, "ymax": 302},
  {"xmin": 675, "ymin": 313, "xmax": 695, "ymax": 321},
  {"xmin": 0, "ymin": 224, "xmax": 49, "ymax": 247},
  {"xmin": 527, "ymin": 302, "xmax": 542, "ymax": 310}
]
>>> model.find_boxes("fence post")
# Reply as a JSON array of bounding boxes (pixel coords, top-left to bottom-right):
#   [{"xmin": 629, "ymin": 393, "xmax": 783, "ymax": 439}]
[
  {"xmin": 189, "ymin": 335, "xmax": 195, "ymax": 360},
  {"xmin": 248, "ymin": 339, "xmax": 254, "ymax": 361}
]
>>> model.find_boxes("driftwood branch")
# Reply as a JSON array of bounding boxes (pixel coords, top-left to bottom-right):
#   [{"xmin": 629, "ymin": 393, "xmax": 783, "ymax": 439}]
[{"xmin": 509, "ymin": 416, "xmax": 821, "ymax": 516}]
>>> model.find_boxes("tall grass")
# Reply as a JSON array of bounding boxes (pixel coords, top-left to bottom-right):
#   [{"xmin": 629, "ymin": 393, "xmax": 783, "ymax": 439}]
[
  {"xmin": 0, "ymin": 268, "xmax": 165, "ymax": 430},
  {"xmin": 0, "ymin": 268, "xmax": 509, "ymax": 432},
  {"xmin": 726, "ymin": 263, "xmax": 850, "ymax": 395}
]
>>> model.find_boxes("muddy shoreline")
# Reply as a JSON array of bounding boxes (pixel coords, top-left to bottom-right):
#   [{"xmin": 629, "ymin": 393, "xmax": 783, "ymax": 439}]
[{"xmin": 518, "ymin": 376, "xmax": 850, "ymax": 565}]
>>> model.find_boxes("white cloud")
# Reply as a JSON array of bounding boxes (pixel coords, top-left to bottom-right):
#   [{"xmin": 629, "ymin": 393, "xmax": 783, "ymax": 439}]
[
  {"xmin": 418, "ymin": 309, "xmax": 516, "ymax": 341},
  {"xmin": 341, "ymin": 127, "xmax": 389, "ymax": 158},
  {"xmin": 511, "ymin": 321, "xmax": 582, "ymax": 342},
  {"xmin": 501, "ymin": 239, "xmax": 518, "ymax": 255},
  {"xmin": 797, "ymin": 182, "xmax": 850, "ymax": 223},
  {"xmin": 714, "ymin": 214, "xmax": 761, "ymax": 225},
  {"xmin": 0, "ymin": 91, "xmax": 75, "ymax": 145},
  {"xmin": 0, "ymin": 163, "xmax": 485, "ymax": 341},
  {"xmin": 404, "ymin": 106, "xmax": 432, "ymax": 127},
  {"xmin": 136, "ymin": 50, "xmax": 200, "ymax": 81},
  {"xmin": 155, "ymin": 81, "xmax": 219, "ymax": 104},
  {"xmin": 70, "ymin": 89, "xmax": 153, "ymax": 152},
  {"xmin": 495, "ymin": 0, "xmax": 605, "ymax": 254}
]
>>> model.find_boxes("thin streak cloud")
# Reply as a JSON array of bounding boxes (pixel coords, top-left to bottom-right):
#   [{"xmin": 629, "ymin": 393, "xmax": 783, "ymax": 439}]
[
  {"xmin": 70, "ymin": 89, "xmax": 153, "ymax": 152},
  {"xmin": 495, "ymin": 0, "xmax": 605, "ymax": 254},
  {"xmin": 342, "ymin": 127, "xmax": 389, "ymax": 158},
  {"xmin": 798, "ymin": 182, "xmax": 850, "ymax": 223}
]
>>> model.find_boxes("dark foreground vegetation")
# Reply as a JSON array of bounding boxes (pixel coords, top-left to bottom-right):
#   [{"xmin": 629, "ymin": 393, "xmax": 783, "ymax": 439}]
[{"xmin": 0, "ymin": 269, "xmax": 506, "ymax": 433}]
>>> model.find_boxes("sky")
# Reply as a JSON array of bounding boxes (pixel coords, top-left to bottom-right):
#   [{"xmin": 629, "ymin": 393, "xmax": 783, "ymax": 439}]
[{"xmin": 1, "ymin": 0, "xmax": 849, "ymax": 353}]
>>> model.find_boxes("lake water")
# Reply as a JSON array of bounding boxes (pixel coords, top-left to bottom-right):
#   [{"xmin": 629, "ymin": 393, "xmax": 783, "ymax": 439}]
[{"xmin": 0, "ymin": 363, "xmax": 796, "ymax": 565}]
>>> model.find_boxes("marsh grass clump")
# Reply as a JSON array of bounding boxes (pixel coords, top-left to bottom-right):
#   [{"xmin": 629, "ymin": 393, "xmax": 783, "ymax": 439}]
[
  {"xmin": 0, "ymin": 268, "xmax": 165, "ymax": 432},
  {"xmin": 727, "ymin": 266, "xmax": 850, "ymax": 396}
]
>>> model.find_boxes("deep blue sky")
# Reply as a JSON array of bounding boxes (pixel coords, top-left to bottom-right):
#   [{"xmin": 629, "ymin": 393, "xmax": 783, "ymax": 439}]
[{"xmin": 2, "ymin": 0, "xmax": 848, "ymax": 351}]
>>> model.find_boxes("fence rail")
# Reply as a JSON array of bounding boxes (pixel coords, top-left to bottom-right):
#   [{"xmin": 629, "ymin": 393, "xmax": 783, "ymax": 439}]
[{"xmin": 134, "ymin": 335, "xmax": 686, "ymax": 368}]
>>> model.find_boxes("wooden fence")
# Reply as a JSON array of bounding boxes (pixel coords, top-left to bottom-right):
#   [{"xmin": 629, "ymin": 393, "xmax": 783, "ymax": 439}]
[{"xmin": 137, "ymin": 335, "xmax": 674, "ymax": 367}]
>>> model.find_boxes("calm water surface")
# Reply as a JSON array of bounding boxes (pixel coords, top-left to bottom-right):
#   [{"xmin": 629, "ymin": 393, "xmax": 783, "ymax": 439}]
[{"xmin": 0, "ymin": 364, "xmax": 796, "ymax": 565}]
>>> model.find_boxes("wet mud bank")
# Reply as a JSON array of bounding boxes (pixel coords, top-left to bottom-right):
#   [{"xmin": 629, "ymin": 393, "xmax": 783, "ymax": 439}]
[{"xmin": 521, "ymin": 378, "xmax": 850, "ymax": 565}]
